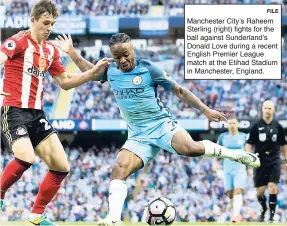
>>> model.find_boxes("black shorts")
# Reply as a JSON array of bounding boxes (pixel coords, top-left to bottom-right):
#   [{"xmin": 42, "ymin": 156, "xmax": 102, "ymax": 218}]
[
  {"xmin": 1, "ymin": 106, "xmax": 57, "ymax": 149},
  {"xmin": 253, "ymin": 160, "xmax": 281, "ymax": 187}
]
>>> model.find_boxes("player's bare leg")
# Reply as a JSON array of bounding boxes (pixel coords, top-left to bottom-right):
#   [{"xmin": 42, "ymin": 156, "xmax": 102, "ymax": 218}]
[
  {"xmin": 267, "ymin": 182, "xmax": 278, "ymax": 222},
  {"xmin": 231, "ymin": 188, "xmax": 244, "ymax": 223},
  {"xmin": 97, "ymin": 150, "xmax": 142, "ymax": 226},
  {"xmin": 29, "ymin": 133, "xmax": 69, "ymax": 226},
  {"xmin": 227, "ymin": 191, "xmax": 234, "ymax": 213},
  {"xmin": 171, "ymin": 130, "xmax": 260, "ymax": 168},
  {"xmin": 0, "ymin": 137, "xmax": 34, "ymax": 211},
  {"xmin": 256, "ymin": 186, "xmax": 267, "ymax": 222}
]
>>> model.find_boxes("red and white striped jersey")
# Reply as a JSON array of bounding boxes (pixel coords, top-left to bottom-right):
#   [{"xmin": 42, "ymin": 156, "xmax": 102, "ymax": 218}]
[{"xmin": 1, "ymin": 30, "xmax": 66, "ymax": 110}]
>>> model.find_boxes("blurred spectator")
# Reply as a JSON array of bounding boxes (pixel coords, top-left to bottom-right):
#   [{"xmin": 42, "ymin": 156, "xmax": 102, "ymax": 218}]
[{"xmin": 1, "ymin": 144, "xmax": 286, "ymax": 222}]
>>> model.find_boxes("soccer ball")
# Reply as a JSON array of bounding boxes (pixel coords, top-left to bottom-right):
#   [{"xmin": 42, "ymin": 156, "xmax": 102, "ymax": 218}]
[{"xmin": 143, "ymin": 197, "xmax": 176, "ymax": 225}]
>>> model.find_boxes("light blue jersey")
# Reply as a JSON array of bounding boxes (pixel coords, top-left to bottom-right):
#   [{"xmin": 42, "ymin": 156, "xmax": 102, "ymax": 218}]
[
  {"xmin": 217, "ymin": 132, "xmax": 248, "ymax": 190},
  {"xmin": 217, "ymin": 132, "xmax": 247, "ymax": 172},
  {"xmin": 105, "ymin": 59, "xmax": 176, "ymax": 126},
  {"xmin": 101, "ymin": 59, "xmax": 185, "ymax": 165}
]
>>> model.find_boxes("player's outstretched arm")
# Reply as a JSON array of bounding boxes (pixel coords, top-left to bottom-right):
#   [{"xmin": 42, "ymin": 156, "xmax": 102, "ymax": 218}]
[
  {"xmin": 55, "ymin": 33, "xmax": 94, "ymax": 72},
  {"xmin": 172, "ymin": 84, "xmax": 227, "ymax": 122},
  {"xmin": 53, "ymin": 58, "xmax": 111, "ymax": 90}
]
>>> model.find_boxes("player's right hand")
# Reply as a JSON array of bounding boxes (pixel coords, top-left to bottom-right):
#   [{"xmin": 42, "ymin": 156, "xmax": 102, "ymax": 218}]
[
  {"xmin": 93, "ymin": 58, "xmax": 112, "ymax": 74},
  {"xmin": 54, "ymin": 33, "xmax": 73, "ymax": 54},
  {"xmin": 204, "ymin": 109, "xmax": 228, "ymax": 122},
  {"xmin": 0, "ymin": 91, "xmax": 10, "ymax": 96}
]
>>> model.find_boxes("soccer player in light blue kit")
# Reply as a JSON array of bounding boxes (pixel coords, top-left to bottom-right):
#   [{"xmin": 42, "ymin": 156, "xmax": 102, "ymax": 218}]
[
  {"xmin": 56, "ymin": 33, "xmax": 260, "ymax": 225},
  {"xmin": 217, "ymin": 119, "xmax": 248, "ymax": 223}
]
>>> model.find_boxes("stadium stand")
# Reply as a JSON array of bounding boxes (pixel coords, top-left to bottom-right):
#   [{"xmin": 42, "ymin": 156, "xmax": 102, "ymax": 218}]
[{"xmin": 1, "ymin": 145, "xmax": 286, "ymax": 222}]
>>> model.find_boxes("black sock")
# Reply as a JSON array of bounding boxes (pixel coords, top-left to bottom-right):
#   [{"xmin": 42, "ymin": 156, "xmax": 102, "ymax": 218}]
[
  {"xmin": 257, "ymin": 195, "xmax": 267, "ymax": 211},
  {"xmin": 269, "ymin": 194, "xmax": 277, "ymax": 219}
]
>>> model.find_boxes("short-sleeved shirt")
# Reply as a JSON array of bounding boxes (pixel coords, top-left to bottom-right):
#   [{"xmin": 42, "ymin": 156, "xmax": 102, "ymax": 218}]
[
  {"xmin": 1, "ymin": 30, "xmax": 65, "ymax": 110},
  {"xmin": 217, "ymin": 132, "xmax": 247, "ymax": 172},
  {"xmin": 104, "ymin": 59, "xmax": 177, "ymax": 127},
  {"xmin": 246, "ymin": 119, "xmax": 286, "ymax": 163}
]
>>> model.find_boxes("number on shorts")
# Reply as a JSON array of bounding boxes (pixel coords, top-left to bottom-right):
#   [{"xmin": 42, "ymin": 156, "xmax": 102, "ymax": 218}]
[{"xmin": 39, "ymin": 119, "xmax": 52, "ymax": 130}]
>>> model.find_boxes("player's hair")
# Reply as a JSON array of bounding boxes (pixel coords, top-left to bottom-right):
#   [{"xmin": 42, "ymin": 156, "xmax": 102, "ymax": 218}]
[
  {"xmin": 109, "ymin": 33, "xmax": 131, "ymax": 47},
  {"xmin": 30, "ymin": 0, "xmax": 59, "ymax": 20}
]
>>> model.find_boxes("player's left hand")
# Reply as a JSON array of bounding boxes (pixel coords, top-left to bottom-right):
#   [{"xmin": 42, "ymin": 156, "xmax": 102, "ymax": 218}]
[
  {"xmin": 54, "ymin": 33, "xmax": 73, "ymax": 54},
  {"xmin": 204, "ymin": 109, "xmax": 227, "ymax": 122},
  {"xmin": 283, "ymin": 160, "xmax": 287, "ymax": 169}
]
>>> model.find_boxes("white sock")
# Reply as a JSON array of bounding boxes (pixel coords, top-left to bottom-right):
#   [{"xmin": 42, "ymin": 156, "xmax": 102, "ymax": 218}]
[
  {"xmin": 29, "ymin": 213, "xmax": 42, "ymax": 220},
  {"xmin": 200, "ymin": 140, "xmax": 237, "ymax": 159},
  {"xmin": 108, "ymin": 179, "xmax": 128, "ymax": 222},
  {"xmin": 233, "ymin": 194, "xmax": 243, "ymax": 217}
]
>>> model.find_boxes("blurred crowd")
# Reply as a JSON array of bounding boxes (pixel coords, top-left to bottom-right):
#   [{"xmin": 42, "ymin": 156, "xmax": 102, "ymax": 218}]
[
  {"xmin": 68, "ymin": 45, "xmax": 287, "ymax": 120},
  {"xmin": 1, "ymin": 144, "xmax": 286, "ymax": 222},
  {"xmin": 1, "ymin": 0, "xmax": 287, "ymax": 119},
  {"xmin": 2, "ymin": 0, "xmax": 285, "ymax": 17},
  {"xmin": 2, "ymin": 0, "xmax": 150, "ymax": 17}
]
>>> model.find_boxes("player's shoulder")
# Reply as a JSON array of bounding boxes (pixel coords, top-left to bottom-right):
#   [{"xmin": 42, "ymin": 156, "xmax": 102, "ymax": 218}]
[
  {"xmin": 10, "ymin": 30, "xmax": 29, "ymax": 42},
  {"xmin": 138, "ymin": 58, "xmax": 154, "ymax": 67},
  {"xmin": 219, "ymin": 132, "xmax": 229, "ymax": 137},
  {"xmin": 107, "ymin": 61, "xmax": 118, "ymax": 70},
  {"xmin": 238, "ymin": 131, "xmax": 247, "ymax": 137},
  {"xmin": 5, "ymin": 30, "xmax": 29, "ymax": 47}
]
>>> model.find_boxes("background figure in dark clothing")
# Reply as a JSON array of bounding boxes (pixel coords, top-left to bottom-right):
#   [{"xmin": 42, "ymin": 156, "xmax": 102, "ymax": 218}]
[{"xmin": 245, "ymin": 100, "xmax": 287, "ymax": 222}]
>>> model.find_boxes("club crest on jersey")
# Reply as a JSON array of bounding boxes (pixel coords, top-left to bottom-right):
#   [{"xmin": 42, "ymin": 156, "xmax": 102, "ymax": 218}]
[
  {"xmin": 272, "ymin": 134, "xmax": 277, "ymax": 142},
  {"xmin": 5, "ymin": 40, "xmax": 16, "ymax": 50},
  {"xmin": 16, "ymin": 127, "xmax": 27, "ymax": 136},
  {"xmin": 132, "ymin": 76, "xmax": 142, "ymax": 85},
  {"xmin": 38, "ymin": 56, "xmax": 46, "ymax": 72}
]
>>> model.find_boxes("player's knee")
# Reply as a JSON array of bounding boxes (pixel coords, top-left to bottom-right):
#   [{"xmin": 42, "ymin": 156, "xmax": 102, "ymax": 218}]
[
  {"xmin": 58, "ymin": 163, "xmax": 70, "ymax": 173},
  {"xmin": 112, "ymin": 159, "xmax": 132, "ymax": 179},
  {"xmin": 268, "ymin": 184, "xmax": 278, "ymax": 194},
  {"xmin": 227, "ymin": 191, "xmax": 233, "ymax": 199},
  {"xmin": 12, "ymin": 138, "xmax": 35, "ymax": 164},
  {"xmin": 182, "ymin": 141, "xmax": 204, "ymax": 157},
  {"xmin": 52, "ymin": 160, "xmax": 70, "ymax": 173},
  {"xmin": 17, "ymin": 154, "xmax": 35, "ymax": 164},
  {"xmin": 234, "ymin": 188, "xmax": 243, "ymax": 195},
  {"xmin": 13, "ymin": 149, "xmax": 36, "ymax": 164}
]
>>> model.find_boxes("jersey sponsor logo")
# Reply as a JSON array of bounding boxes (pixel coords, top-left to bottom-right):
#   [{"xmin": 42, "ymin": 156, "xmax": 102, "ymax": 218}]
[
  {"xmin": 5, "ymin": 40, "xmax": 16, "ymax": 50},
  {"xmin": 38, "ymin": 56, "xmax": 46, "ymax": 72},
  {"xmin": 132, "ymin": 76, "xmax": 142, "ymax": 85},
  {"xmin": 28, "ymin": 65, "xmax": 45, "ymax": 77},
  {"xmin": 16, "ymin": 127, "xmax": 27, "ymax": 136},
  {"xmin": 113, "ymin": 88, "xmax": 144, "ymax": 99},
  {"xmin": 259, "ymin": 133, "xmax": 266, "ymax": 142}
]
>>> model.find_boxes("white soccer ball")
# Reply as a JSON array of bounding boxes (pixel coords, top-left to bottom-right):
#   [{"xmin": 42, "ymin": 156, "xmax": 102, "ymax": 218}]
[{"xmin": 143, "ymin": 197, "xmax": 176, "ymax": 225}]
